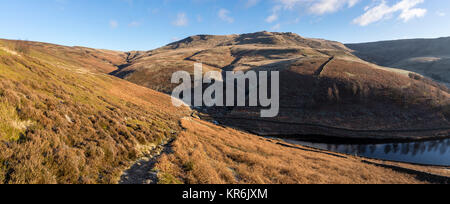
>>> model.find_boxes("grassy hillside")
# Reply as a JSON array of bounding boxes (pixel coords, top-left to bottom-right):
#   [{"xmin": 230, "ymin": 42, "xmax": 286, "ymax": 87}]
[
  {"xmin": 0, "ymin": 40, "xmax": 188, "ymax": 183},
  {"xmin": 154, "ymin": 118, "xmax": 426, "ymax": 184},
  {"xmin": 112, "ymin": 32, "xmax": 450, "ymax": 139},
  {"xmin": 111, "ymin": 31, "xmax": 352, "ymax": 93},
  {"xmin": 0, "ymin": 38, "xmax": 447, "ymax": 184},
  {"xmin": 346, "ymin": 37, "xmax": 450, "ymax": 86}
]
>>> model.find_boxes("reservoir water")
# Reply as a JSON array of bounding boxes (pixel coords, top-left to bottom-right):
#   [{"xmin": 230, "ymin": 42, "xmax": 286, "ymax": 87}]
[{"xmin": 283, "ymin": 138, "xmax": 450, "ymax": 166}]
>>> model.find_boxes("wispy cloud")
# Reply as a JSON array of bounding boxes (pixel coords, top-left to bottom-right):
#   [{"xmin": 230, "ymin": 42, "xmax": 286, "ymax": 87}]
[
  {"xmin": 268, "ymin": 0, "xmax": 360, "ymax": 24},
  {"xmin": 271, "ymin": 23, "xmax": 281, "ymax": 30},
  {"xmin": 353, "ymin": 0, "xmax": 427, "ymax": 26},
  {"xmin": 218, "ymin": 9, "xmax": 234, "ymax": 23},
  {"xmin": 269, "ymin": 0, "xmax": 427, "ymax": 26},
  {"xmin": 173, "ymin": 12, "xmax": 188, "ymax": 26},
  {"xmin": 266, "ymin": 5, "xmax": 281, "ymax": 23},
  {"xmin": 309, "ymin": 0, "xmax": 360, "ymax": 15},
  {"xmin": 275, "ymin": 0, "xmax": 359, "ymax": 14}
]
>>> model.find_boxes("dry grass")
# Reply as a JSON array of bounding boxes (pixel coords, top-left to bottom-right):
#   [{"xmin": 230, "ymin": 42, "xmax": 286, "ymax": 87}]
[
  {"xmin": 115, "ymin": 48, "xmax": 221, "ymax": 94},
  {"xmin": 347, "ymin": 38, "xmax": 450, "ymax": 85},
  {"xmin": 365, "ymin": 159, "xmax": 450, "ymax": 178},
  {"xmin": 187, "ymin": 47, "xmax": 235, "ymax": 68},
  {"xmin": 0, "ymin": 37, "xmax": 445, "ymax": 184},
  {"xmin": 0, "ymin": 101, "xmax": 32, "ymax": 141},
  {"xmin": 0, "ymin": 39, "xmax": 189, "ymax": 184},
  {"xmin": 1, "ymin": 39, "xmax": 127, "ymax": 74},
  {"xmin": 13, "ymin": 40, "xmax": 31, "ymax": 55},
  {"xmin": 154, "ymin": 118, "xmax": 425, "ymax": 184},
  {"xmin": 111, "ymin": 32, "xmax": 450, "ymax": 139}
]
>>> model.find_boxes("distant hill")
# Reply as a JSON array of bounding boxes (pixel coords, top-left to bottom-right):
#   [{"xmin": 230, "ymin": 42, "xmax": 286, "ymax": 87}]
[
  {"xmin": 111, "ymin": 31, "xmax": 355, "ymax": 93},
  {"xmin": 111, "ymin": 32, "xmax": 450, "ymax": 140},
  {"xmin": 346, "ymin": 37, "xmax": 450, "ymax": 87}
]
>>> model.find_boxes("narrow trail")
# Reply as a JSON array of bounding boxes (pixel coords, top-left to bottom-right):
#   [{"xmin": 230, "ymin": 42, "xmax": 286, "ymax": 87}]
[{"xmin": 119, "ymin": 140, "xmax": 174, "ymax": 184}]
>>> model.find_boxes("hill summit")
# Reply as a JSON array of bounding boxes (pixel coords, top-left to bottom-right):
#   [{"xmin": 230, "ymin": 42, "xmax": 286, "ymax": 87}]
[{"xmin": 164, "ymin": 31, "xmax": 350, "ymax": 51}]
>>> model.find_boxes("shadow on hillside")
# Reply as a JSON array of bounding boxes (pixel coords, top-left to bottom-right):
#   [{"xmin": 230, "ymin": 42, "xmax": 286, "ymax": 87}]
[{"xmin": 193, "ymin": 63, "xmax": 450, "ymax": 141}]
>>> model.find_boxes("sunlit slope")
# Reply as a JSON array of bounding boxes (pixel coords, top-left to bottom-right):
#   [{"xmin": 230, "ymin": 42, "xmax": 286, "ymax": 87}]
[
  {"xmin": 112, "ymin": 32, "xmax": 450, "ymax": 139},
  {"xmin": 154, "ymin": 118, "xmax": 426, "ymax": 184},
  {"xmin": 0, "ymin": 39, "xmax": 447, "ymax": 184},
  {"xmin": 0, "ymin": 40, "xmax": 188, "ymax": 184},
  {"xmin": 111, "ymin": 31, "xmax": 354, "ymax": 93},
  {"xmin": 346, "ymin": 37, "xmax": 450, "ymax": 87},
  {"xmin": 0, "ymin": 39, "xmax": 127, "ymax": 74}
]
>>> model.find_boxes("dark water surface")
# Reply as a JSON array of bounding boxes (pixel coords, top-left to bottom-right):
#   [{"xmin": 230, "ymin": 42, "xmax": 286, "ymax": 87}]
[{"xmin": 283, "ymin": 138, "xmax": 450, "ymax": 166}]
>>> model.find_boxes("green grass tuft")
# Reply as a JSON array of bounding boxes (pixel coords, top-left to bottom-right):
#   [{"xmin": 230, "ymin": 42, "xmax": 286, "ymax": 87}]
[
  {"xmin": 158, "ymin": 172, "xmax": 183, "ymax": 184},
  {"xmin": 0, "ymin": 101, "xmax": 30, "ymax": 141}
]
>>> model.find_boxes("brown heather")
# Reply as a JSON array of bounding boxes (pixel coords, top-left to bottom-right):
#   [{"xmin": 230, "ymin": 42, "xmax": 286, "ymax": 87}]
[
  {"xmin": 111, "ymin": 32, "xmax": 450, "ymax": 139},
  {"xmin": 0, "ymin": 36, "xmax": 448, "ymax": 184},
  {"xmin": 154, "ymin": 118, "xmax": 426, "ymax": 184},
  {"xmin": 0, "ymin": 39, "xmax": 188, "ymax": 184}
]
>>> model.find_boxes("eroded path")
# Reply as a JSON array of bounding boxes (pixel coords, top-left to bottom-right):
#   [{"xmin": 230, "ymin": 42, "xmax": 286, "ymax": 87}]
[{"xmin": 119, "ymin": 140, "xmax": 174, "ymax": 184}]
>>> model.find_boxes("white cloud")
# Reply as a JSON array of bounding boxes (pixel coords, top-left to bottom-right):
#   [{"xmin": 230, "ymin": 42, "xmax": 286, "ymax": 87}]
[
  {"xmin": 218, "ymin": 9, "xmax": 234, "ymax": 23},
  {"xmin": 399, "ymin": 8, "xmax": 427, "ymax": 22},
  {"xmin": 268, "ymin": 0, "xmax": 360, "ymax": 23},
  {"xmin": 266, "ymin": 5, "xmax": 281, "ymax": 23},
  {"xmin": 269, "ymin": 0, "xmax": 427, "ymax": 26},
  {"xmin": 347, "ymin": 0, "xmax": 359, "ymax": 7},
  {"xmin": 109, "ymin": 20, "xmax": 119, "ymax": 29},
  {"xmin": 266, "ymin": 14, "xmax": 279, "ymax": 23},
  {"xmin": 173, "ymin": 13, "xmax": 188, "ymax": 26},
  {"xmin": 353, "ymin": 0, "xmax": 427, "ymax": 26},
  {"xmin": 353, "ymin": 2, "xmax": 392, "ymax": 26},
  {"xmin": 271, "ymin": 23, "xmax": 281, "ymax": 30},
  {"xmin": 309, "ymin": 0, "xmax": 360, "ymax": 15},
  {"xmin": 275, "ymin": 0, "xmax": 359, "ymax": 14}
]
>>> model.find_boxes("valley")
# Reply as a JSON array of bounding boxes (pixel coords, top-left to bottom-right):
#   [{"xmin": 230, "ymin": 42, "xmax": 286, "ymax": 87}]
[
  {"xmin": 111, "ymin": 31, "xmax": 450, "ymax": 140},
  {"xmin": 0, "ymin": 31, "xmax": 449, "ymax": 184}
]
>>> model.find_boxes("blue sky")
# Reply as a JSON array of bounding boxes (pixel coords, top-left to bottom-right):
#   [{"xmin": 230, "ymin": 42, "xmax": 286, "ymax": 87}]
[{"xmin": 0, "ymin": 0, "xmax": 449, "ymax": 51}]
